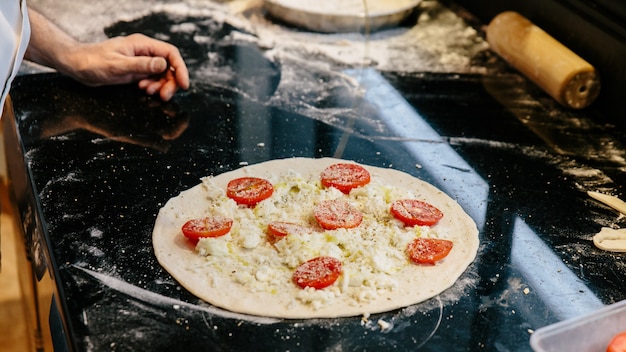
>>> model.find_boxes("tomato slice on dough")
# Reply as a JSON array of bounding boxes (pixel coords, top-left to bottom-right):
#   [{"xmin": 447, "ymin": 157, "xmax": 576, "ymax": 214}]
[
  {"xmin": 406, "ymin": 238, "xmax": 453, "ymax": 265},
  {"xmin": 320, "ymin": 163, "xmax": 371, "ymax": 194},
  {"xmin": 293, "ymin": 256, "xmax": 343, "ymax": 289},
  {"xmin": 607, "ymin": 331, "xmax": 626, "ymax": 352},
  {"xmin": 226, "ymin": 177, "xmax": 274, "ymax": 206},
  {"xmin": 181, "ymin": 216, "xmax": 233, "ymax": 240},
  {"xmin": 391, "ymin": 199, "xmax": 444, "ymax": 226},
  {"xmin": 267, "ymin": 221, "xmax": 312, "ymax": 238},
  {"xmin": 314, "ymin": 199, "xmax": 363, "ymax": 230}
]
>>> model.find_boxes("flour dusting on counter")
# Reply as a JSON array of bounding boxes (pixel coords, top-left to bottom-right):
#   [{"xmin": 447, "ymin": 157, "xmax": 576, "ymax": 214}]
[
  {"xmin": 75, "ymin": 265, "xmax": 281, "ymax": 324},
  {"xmin": 24, "ymin": 0, "xmax": 490, "ymax": 138},
  {"xmin": 27, "ymin": 0, "xmax": 489, "ymax": 74},
  {"xmin": 249, "ymin": 0, "xmax": 489, "ymax": 73}
]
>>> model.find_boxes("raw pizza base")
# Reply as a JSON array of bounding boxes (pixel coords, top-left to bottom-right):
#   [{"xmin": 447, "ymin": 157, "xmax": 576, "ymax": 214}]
[
  {"xmin": 153, "ymin": 157, "xmax": 479, "ymax": 319},
  {"xmin": 269, "ymin": 0, "xmax": 419, "ymax": 16},
  {"xmin": 264, "ymin": 0, "xmax": 421, "ymax": 33}
]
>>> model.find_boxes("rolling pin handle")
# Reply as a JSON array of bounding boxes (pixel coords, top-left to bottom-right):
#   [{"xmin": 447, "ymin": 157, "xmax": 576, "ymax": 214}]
[{"xmin": 486, "ymin": 11, "xmax": 600, "ymax": 109}]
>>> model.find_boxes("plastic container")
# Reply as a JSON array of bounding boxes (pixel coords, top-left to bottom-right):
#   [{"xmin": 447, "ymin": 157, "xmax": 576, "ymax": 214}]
[{"xmin": 531, "ymin": 300, "xmax": 626, "ymax": 351}]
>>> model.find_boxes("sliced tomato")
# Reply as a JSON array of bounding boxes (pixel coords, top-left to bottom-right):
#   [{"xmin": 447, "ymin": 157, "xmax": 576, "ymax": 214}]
[
  {"xmin": 293, "ymin": 256, "xmax": 343, "ymax": 289},
  {"xmin": 406, "ymin": 238, "xmax": 453, "ymax": 265},
  {"xmin": 314, "ymin": 199, "xmax": 363, "ymax": 230},
  {"xmin": 181, "ymin": 216, "xmax": 233, "ymax": 240},
  {"xmin": 267, "ymin": 221, "xmax": 312, "ymax": 238},
  {"xmin": 607, "ymin": 331, "xmax": 626, "ymax": 352},
  {"xmin": 391, "ymin": 199, "xmax": 444, "ymax": 226},
  {"xmin": 226, "ymin": 177, "xmax": 274, "ymax": 206},
  {"xmin": 320, "ymin": 163, "xmax": 371, "ymax": 194}
]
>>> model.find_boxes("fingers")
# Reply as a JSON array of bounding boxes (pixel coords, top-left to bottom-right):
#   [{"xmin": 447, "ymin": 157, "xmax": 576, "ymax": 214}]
[
  {"xmin": 59, "ymin": 33, "xmax": 189, "ymax": 101},
  {"xmin": 138, "ymin": 78, "xmax": 173, "ymax": 101},
  {"xmin": 149, "ymin": 57, "xmax": 169, "ymax": 74},
  {"xmin": 103, "ymin": 34, "xmax": 189, "ymax": 101},
  {"xmin": 137, "ymin": 68, "xmax": 180, "ymax": 101},
  {"xmin": 159, "ymin": 79, "xmax": 180, "ymax": 102},
  {"xmin": 126, "ymin": 34, "xmax": 190, "ymax": 90},
  {"xmin": 138, "ymin": 78, "xmax": 163, "ymax": 95}
]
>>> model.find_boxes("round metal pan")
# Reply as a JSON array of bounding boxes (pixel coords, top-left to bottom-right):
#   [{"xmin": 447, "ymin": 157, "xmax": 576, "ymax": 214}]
[{"xmin": 264, "ymin": 0, "xmax": 422, "ymax": 33}]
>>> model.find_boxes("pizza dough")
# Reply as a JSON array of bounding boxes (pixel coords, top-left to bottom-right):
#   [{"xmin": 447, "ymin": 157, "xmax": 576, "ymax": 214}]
[
  {"xmin": 593, "ymin": 228, "xmax": 626, "ymax": 252},
  {"xmin": 588, "ymin": 191, "xmax": 626, "ymax": 217},
  {"xmin": 264, "ymin": 0, "xmax": 422, "ymax": 33},
  {"xmin": 152, "ymin": 157, "xmax": 479, "ymax": 318},
  {"xmin": 269, "ymin": 0, "xmax": 419, "ymax": 15}
]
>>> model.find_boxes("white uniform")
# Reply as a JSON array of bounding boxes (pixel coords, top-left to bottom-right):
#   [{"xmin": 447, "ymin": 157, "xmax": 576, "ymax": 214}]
[{"xmin": 1, "ymin": 0, "xmax": 30, "ymax": 115}]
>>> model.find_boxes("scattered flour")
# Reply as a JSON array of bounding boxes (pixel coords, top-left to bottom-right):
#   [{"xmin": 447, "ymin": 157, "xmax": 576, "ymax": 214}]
[
  {"xmin": 252, "ymin": 0, "xmax": 489, "ymax": 72},
  {"xmin": 27, "ymin": 0, "xmax": 489, "ymax": 74},
  {"xmin": 75, "ymin": 265, "xmax": 281, "ymax": 324}
]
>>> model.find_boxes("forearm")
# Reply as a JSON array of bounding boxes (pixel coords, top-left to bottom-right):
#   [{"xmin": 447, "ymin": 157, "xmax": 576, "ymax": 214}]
[{"xmin": 24, "ymin": 8, "xmax": 80, "ymax": 75}]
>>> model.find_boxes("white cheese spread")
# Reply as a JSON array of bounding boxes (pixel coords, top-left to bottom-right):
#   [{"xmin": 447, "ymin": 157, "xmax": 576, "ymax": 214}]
[{"xmin": 193, "ymin": 169, "xmax": 447, "ymax": 308}]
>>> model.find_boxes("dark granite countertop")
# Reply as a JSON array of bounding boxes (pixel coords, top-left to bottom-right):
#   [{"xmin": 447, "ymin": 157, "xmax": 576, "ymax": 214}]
[{"xmin": 7, "ymin": 3, "xmax": 626, "ymax": 351}]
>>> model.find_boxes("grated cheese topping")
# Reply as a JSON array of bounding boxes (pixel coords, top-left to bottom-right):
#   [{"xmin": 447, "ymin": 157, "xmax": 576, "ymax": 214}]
[{"xmin": 192, "ymin": 168, "xmax": 448, "ymax": 308}]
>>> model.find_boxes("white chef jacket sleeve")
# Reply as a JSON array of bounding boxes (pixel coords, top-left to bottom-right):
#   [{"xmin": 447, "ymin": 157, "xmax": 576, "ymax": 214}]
[{"xmin": 0, "ymin": 0, "xmax": 31, "ymax": 117}]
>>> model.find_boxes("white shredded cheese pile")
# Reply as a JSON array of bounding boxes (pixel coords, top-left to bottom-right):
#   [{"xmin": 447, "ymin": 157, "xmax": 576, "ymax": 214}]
[{"xmin": 192, "ymin": 169, "xmax": 447, "ymax": 308}]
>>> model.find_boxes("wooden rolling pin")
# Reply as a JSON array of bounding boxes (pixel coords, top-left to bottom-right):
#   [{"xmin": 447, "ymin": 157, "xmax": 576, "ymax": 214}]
[{"xmin": 486, "ymin": 11, "xmax": 600, "ymax": 109}]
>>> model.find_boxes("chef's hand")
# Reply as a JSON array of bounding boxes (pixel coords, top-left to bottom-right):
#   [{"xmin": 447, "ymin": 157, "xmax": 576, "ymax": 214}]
[
  {"xmin": 25, "ymin": 8, "xmax": 189, "ymax": 101},
  {"xmin": 62, "ymin": 34, "xmax": 190, "ymax": 101}
]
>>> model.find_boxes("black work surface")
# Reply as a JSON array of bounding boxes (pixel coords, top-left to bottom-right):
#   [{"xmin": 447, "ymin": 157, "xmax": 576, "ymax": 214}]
[{"xmin": 8, "ymin": 18, "xmax": 626, "ymax": 352}]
